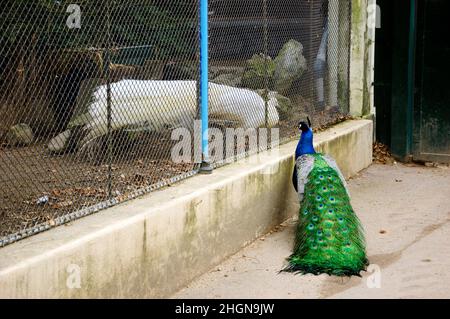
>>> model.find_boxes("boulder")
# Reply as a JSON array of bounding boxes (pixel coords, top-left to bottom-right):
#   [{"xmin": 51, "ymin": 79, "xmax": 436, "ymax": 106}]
[
  {"xmin": 242, "ymin": 54, "xmax": 275, "ymax": 90},
  {"xmin": 273, "ymin": 40, "xmax": 307, "ymax": 95},
  {"xmin": 6, "ymin": 123, "xmax": 34, "ymax": 146}
]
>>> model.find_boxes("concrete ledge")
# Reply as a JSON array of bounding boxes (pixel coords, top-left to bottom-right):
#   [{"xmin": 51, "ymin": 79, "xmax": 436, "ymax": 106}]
[{"xmin": 0, "ymin": 119, "xmax": 373, "ymax": 298}]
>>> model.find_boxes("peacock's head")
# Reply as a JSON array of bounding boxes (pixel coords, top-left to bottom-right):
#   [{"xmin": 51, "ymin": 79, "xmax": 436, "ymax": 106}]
[{"xmin": 298, "ymin": 117, "xmax": 312, "ymax": 133}]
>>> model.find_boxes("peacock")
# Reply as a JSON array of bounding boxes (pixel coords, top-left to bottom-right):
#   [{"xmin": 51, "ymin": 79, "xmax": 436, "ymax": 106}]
[{"xmin": 284, "ymin": 118, "xmax": 368, "ymax": 277}]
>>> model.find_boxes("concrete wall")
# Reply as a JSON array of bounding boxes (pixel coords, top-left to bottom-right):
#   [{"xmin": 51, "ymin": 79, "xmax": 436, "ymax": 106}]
[
  {"xmin": 350, "ymin": 0, "xmax": 376, "ymax": 117},
  {"xmin": 0, "ymin": 120, "xmax": 373, "ymax": 298}
]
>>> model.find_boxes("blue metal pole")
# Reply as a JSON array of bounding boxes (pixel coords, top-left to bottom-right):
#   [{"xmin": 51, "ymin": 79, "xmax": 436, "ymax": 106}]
[{"xmin": 199, "ymin": 0, "xmax": 212, "ymax": 173}]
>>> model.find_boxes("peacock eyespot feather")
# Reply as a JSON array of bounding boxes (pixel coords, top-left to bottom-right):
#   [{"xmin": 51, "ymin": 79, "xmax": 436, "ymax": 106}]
[
  {"xmin": 342, "ymin": 245, "xmax": 354, "ymax": 253},
  {"xmin": 319, "ymin": 175, "xmax": 324, "ymax": 180},
  {"xmin": 312, "ymin": 216, "xmax": 319, "ymax": 222},
  {"xmin": 317, "ymin": 230, "xmax": 323, "ymax": 236},
  {"xmin": 316, "ymin": 195, "xmax": 322, "ymax": 201},
  {"xmin": 324, "ymin": 220, "xmax": 334, "ymax": 228},
  {"xmin": 308, "ymin": 224, "xmax": 315, "ymax": 230},
  {"xmin": 328, "ymin": 209, "xmax": 334, "ymax": 214},
  {"xmin": 329, "ymin": 197, "xmax": 335, "ymax": 202}
]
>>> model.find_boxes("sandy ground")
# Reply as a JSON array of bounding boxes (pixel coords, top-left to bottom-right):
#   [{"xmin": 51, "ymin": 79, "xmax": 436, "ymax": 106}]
[{"xmin": 173, "ymin": 163, "xmax": 450, "ymax": 299}]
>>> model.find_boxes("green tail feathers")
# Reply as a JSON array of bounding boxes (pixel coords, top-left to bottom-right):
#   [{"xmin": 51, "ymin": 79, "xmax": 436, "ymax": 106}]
[{"xmin": 285, "ymin": 154, "xmax": 368, "ymax": 277}]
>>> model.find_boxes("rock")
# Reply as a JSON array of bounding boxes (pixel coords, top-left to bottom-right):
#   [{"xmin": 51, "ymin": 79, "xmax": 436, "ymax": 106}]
[
  {"xmin": 242, "ymin": 54, "xmax": 275, "ymax": 90},
  {"xmin": 212, "ymin": 73, "xmax": 243, "ymax": 87},
  {"xmin": 6, "ymin": 123, "xmax": 34, "ymax": 146},
  {"xmin": 273, "ymin": 40, "xmax": 307, "ymax": 94}
]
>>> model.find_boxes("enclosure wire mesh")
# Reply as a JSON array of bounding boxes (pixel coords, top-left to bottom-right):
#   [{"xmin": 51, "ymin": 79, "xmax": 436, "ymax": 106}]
[{"xmin": 0, "ymin": 0, "xmax": 351, "ymax": 247}]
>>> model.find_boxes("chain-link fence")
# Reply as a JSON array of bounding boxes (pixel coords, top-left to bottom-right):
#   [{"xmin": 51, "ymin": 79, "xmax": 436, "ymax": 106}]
[{"xmin": 0, "ymin": 0, "xmax": 351, "ymax": 247}]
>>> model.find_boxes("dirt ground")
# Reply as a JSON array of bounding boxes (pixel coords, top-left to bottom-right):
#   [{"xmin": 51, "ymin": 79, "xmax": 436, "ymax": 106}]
[
  {"xmin": 173, "ymin": 163, "xmax": 450, "ymax": 299},
  {"xmin": 0, "ymin": 132, "xmax": 194, "ymax": 238}
]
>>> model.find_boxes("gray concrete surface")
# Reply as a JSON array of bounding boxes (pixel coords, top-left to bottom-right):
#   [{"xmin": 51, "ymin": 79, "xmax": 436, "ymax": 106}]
[{"xmin": 173, "ymin": 163, "xmax": 450, "ymax": 299}]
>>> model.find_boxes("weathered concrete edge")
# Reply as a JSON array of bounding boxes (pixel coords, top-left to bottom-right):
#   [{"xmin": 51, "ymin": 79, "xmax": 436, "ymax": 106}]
[{"xmin": 0, "ymin": 120, "xmax": 373, "ymax": 298}]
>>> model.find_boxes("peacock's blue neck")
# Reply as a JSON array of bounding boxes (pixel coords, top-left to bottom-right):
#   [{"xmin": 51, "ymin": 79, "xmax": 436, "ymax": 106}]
[{"xmin": 295, "ymin": 129, "xmax": 316, "ymax": 159}]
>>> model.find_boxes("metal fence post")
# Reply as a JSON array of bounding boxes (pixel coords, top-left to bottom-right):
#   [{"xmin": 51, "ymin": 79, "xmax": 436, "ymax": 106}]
[
  {"xmin": 199, "ymin": 0, "xmax": 212, "ymax": 174},
  {"xmin": 263, "ymin": 0, "xmax": 269, "ymax": 129},
  {"xmin": 105, "ymin": 1, "xmax": 113, "ymax": 198}
]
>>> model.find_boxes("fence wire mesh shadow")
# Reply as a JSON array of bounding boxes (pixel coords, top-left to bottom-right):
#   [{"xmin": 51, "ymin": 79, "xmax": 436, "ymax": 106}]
[{"xmin": 0, "ymin": 0, "xmax": 351, "ymax": 247}]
